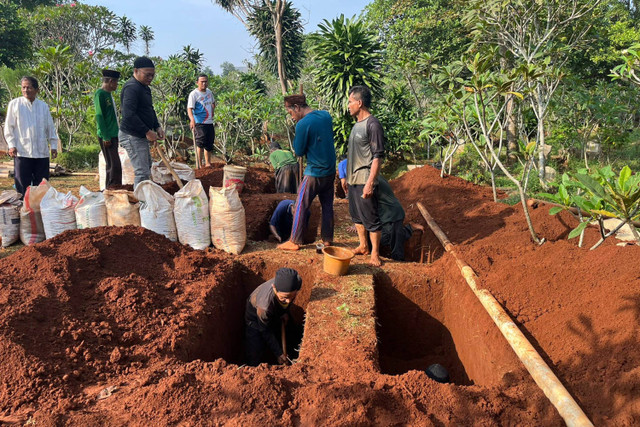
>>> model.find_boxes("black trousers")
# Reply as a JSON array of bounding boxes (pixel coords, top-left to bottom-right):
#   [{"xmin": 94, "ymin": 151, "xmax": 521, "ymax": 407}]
[
  {"xmin": 99, "ymin": 137, "xmax": 122, "ymax": 188},
  {"xmin": 14, "ymin": 156, "xmax": 49, "ymax": 197}
]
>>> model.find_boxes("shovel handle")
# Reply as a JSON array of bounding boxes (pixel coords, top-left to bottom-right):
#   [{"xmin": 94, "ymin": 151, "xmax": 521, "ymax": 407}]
[{"xmin": 155, "ymin": 141, "xmax": 184, "ymax": 189}]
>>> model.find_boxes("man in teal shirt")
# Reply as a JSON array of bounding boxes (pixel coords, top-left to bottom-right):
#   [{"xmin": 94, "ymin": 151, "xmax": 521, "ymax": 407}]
[
  {"xmin": 278, "ymin": 94, "xmax": 336, "ymax": 251},
  {"xmin": 268, "ymin": 141, "xmax": 299, "ymax": 193},
  {"xmin": 94, "ymin": 69, "xmax": 122, "ymax": 187}
]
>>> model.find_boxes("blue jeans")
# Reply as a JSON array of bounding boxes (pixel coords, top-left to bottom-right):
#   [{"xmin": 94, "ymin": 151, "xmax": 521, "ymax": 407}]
[{"xmin": 119, "ymin": 131, "xmax": 151, "ymax": 188}]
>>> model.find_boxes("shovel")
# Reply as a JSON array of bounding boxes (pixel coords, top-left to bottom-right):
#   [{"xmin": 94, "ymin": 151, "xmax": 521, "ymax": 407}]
[
  {"xmin": 155, "ymin": 141, "xmax": 184, "ymax": 189},
  {"xmin": 281, "ymin": 320, "xmax": 288, "ymax": 364},
  {"xmin": 192, "ymin": 128, "xmax": 200, "ymax": 170}
]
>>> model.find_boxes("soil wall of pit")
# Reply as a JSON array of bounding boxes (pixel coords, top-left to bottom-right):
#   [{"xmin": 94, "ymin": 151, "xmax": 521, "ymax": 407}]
[{"xmin": 375, "ymin": 259, "xmax": 523, "ymax": 387}]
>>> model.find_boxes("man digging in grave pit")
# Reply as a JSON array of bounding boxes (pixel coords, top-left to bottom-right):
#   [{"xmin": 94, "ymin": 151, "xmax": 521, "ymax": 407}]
[
  {"xmin": 119, "ymin": 56, "xmax": 164, "ymax": 188},
  {"xmin": 269, "ymin": 199, "xmax": 311, "ymax": 243},
  {"xmin": 278, "ymin": 94, "xmax": 336, "ymax": 251},
  {"xmin": 339, "ymin": 159, "xmax": 424, "ymax": 261},
  {"xmin": 346, "ymin": 85, "xmax": 385, "ymax": 266},
  {"xmin": 4, "ymin": 76, "xmax": 59, "ymax": 197},
  {"xmin": 244, "ymin": 268, "xmax": 302, "ymax": 366},
  {"xmin": 187, "ymin": 73, "xmax": 216, "ymax": 168},
  {"xmin": 268, "ymin": 140, "xmax": 299, "ymax": 193},
  {"xmin": 94, "ymin": 69, "xmax": 122, "ymax": 188}
]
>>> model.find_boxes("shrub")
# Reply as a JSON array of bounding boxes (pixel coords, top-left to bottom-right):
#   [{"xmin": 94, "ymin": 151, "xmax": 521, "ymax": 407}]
[{"xmin": 56, "ymin": 144, "xmax": 101, "ymax": 170}]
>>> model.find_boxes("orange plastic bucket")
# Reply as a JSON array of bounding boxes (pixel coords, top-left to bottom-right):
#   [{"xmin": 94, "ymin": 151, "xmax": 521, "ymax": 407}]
[{"xmin": 322, "ymin": 246, "xmax": 355, "ymax": 276}]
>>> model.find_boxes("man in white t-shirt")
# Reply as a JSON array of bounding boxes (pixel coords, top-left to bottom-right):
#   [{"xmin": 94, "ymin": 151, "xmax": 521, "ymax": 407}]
[{"xmin": 187, "ymin": 74, "xmax": 216, "ymax": 167}]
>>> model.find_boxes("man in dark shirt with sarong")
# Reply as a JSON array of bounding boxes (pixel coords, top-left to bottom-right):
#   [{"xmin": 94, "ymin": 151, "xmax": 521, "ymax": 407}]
[
  {"xmin": 339, "ymin": 159, "xmax": 423, "ymax": 261},
  {"xmin": 118, "ymin": 56, "xmax": 164, "ymax": 188},
  {"xmin": 245, "ymin": 268, "xmax": 302, "ymax": 366},
  {"xmin": 346, "ymin": 85, "xmax": 385, "ymax": 266}
]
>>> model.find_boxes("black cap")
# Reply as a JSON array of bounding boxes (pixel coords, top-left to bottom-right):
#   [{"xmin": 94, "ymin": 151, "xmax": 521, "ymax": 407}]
[
  {"xmin": 269, "ymin": 140, "xmax": 281, "ymax": 151},
  {"xmin": 274, "ymin": 268, "xmax": 302, "ymax": 292},
  {"xmin": 133, "ymin": 56, "xmax": 154, "ymax": 69},
  {"xmin": 102, "ymin": 69, "xmax": 121, "ymax": 79}
]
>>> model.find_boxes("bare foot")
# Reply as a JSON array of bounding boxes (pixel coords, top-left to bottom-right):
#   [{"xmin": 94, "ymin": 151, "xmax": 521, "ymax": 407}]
[
  {"xmin": 205, "ymin": 163, "xmax": 212, "ymax": 167},
  {"xmin": 278, "ymin": 240, "xmax": 300, "ymax": 251},
  {"xmin": 353, "ymin": 245, "xmax": 369, "ymax": 255},
  {"xmin": 369, "ymin": 254, "xmax": 383, "ymax": 267},
  {"xmin": 410, "ymin": 222, "xmax": 425, "ymax": 233},
  {"xmin": 323, "ymin": 240, "xmax": 332, "ymax": 247}
]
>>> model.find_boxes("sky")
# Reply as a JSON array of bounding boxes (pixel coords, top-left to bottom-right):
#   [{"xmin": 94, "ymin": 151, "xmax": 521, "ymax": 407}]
[{"xmin": 83, "ymin": 0, "xmax": 372, "ymax": 74}]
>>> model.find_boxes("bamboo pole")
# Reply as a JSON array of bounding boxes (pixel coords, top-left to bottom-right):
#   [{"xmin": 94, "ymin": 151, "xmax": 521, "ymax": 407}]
[
  {"xmin": 155, "ymin": 142, "xmax": 183, "ymax": 189},
  {"xmin": 417, "ymin": 202, "xmax": 593, "ymax": 427}
]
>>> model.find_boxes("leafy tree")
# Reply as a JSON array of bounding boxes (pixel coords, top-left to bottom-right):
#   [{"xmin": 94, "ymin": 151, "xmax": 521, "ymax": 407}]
[
  {"xmin": 308, "ymin": 15, "xmax": 383, "ymax": 148},
  {"xmin": 214, "ymin": 88, "xmax": 265, "ymax": 162},
  {"xmin": 466, "ymin": 0, "xmax": 603, "ymax": 181},
  {"xmin": 118, "ymin": 15, "xmax": 137, "ymax": 54},
  {"xmin": 180, "ymin": 45, "xmax": 204, "ymax": 69},
  {"xmin": 139, "ymin": 25, "xmax": 154, "ymax": 56},
  {"xmin": 27, "ymin": 2, "xmax": 120, "ymax": 61},
  {"xmin": 366, "ymin": 0, "xmax": 468, "ymax": 66},
  {"xmin": 247, "ymin": 0, "xmax": 304, "ymax": 91},
  {"xmin": 152, "ymin": 56, "xmax": 197, "ymax": 158},
  {"xmin": 0, "ymin": 3, "xmax": 30, "ymax": 68},
  {"xmin": 33, "ymin": 44, "xmax": 95, "ymax": 149},
  {"xmin": 211, "ymin": 0, "xmax": 300, "ymax": 95},
  {"xmin": 7, "ymin": 0, "xmax": 55, "ymax": 10},
  {"xmin": 220, "ymin": 61, "xmax": 238, "ymax": 77}
]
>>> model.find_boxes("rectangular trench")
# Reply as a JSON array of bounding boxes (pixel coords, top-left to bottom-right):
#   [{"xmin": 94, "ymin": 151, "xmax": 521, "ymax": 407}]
[
  {"xmin": 174, "ymin": 258, "xmax": 317, "ymax": 366},
  {"xmin": 374, "ymin": 267, "xmax": 524, "ymax": 387}
]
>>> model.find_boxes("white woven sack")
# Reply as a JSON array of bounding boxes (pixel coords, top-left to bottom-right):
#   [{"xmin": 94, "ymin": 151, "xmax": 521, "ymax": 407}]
[
  {"xmin": 99, "ymin": 146, "xmax": 135, "ymax": 190},
  {"xmin": 40, "ymin": 186, "xmax": 78, "ymax": 239},
  {"xmin": 133, "ymin": 180, "xmax": 177, "ymax": 241},
  {"xmin": 151, "ymin": 161, "xmax": 196, "ymax": 185},
  {"xmin": 209, "ymin": 186, "xmax": 246, "ymax": 255},
  {"xmin": 0, "ymin": 190, "xmax": 22, "ymax": 247},
  {"xmin": 20, "ymin": 179, "xmax": 51, "ymax": 245},
  {"xmin": 174, "ymin": 179, "xmax": 210, "ymax": 250},
  {"xmin": 75, "ymin": 186, "xmax": 108, "ymax": 229},
  {"xmin": 104, "ymin": 189, "xmax": 140, "ymax": 226}
]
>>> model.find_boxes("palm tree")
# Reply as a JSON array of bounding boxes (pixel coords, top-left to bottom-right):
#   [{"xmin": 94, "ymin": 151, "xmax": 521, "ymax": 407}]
[
  {"xmin": 309, "ymin": 15, "xmax": 383, "ymax": 148},
  {"xmin": 139, "ymin": 25, "xmax": 154, "ymax": 56},
  {"xmin": 211, "ymin": 0, "xmax": 297, "ymax": 95},
  {"xmin": 248, "ymin": 0, "xmax": 303, "ymax": 93},
  {"xmin": 180, "ymin": 45, "xmax": 204, "ymax": 69},
  {"xmin": 118, "ymin": 15, "xmax": 137, "ymax": 54}
]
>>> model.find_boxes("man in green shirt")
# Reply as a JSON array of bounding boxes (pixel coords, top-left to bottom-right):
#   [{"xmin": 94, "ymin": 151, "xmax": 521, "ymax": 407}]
[
  {"xmin": 268, "ymin": 141, "xmax": 299, "ymax": 193},
  {"xmin": 94, "ymin": 69, "xmax": 122, "ymax": 187}
]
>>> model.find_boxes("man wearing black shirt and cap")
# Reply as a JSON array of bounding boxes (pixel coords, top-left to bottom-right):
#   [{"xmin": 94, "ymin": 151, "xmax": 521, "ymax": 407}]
[
  {"xmin": 245, "ymin": 267, "xmax": 302, "ymax": 366},
  {"xmin": 119, "ymin": 56, "xmax": 164, "ymax": 188}
]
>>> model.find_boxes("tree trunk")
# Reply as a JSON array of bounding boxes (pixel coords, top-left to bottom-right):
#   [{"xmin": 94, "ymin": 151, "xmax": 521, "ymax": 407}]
[
  {"xmin": 537, "ymin": 111, "xmax": 546, "ymax": 180},
  {"xmin": 505, "ymin": 93, "xmax": 517, "ymax": 162},
  {"xmin": 272, "ymin": 0, "xmax": 287, "ymax": 96}
]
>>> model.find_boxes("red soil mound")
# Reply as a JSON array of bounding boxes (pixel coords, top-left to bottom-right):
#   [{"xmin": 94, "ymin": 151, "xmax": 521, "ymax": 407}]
[
  {"xmin": 162, "ymin": 163, "xmax": 275, "ymax": 195},
  {"xmin": 0, "ymin": 163, "xmax": 636, "ymax": 425},
  {"xmin": 392, "ymin": 165, "xmax": 640, "ymax": 425}
]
